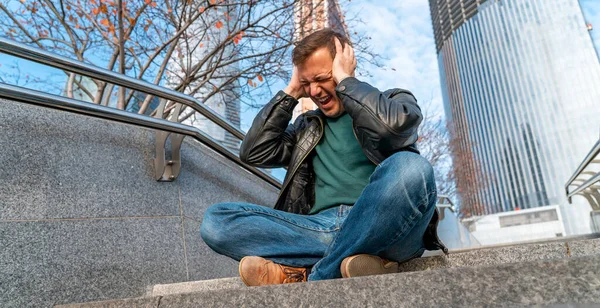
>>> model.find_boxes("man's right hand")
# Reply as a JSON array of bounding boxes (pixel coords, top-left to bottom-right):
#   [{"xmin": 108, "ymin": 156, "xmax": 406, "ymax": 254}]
[{"xmin": 283, "ymin": 67, "xmax": 306, "ymax": 99}]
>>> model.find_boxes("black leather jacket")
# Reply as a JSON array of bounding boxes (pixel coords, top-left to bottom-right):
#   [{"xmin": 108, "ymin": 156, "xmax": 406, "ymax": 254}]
[{"xmin": 240, "ymin": 77, "xmax": 447, "ymax": 253}]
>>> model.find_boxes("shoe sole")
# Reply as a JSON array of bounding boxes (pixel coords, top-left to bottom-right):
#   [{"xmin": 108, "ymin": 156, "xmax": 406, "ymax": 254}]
[{"xmin": 340, "ymin": 254, "xmax": 399, "ymax": 278}]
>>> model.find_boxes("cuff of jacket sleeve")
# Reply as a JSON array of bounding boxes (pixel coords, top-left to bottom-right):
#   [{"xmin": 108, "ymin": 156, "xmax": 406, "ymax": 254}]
[
  {"xmin": 273, "ymin": 90, "xmax": 299, "ymax": 114},
  {"xmin": 335, "ymin": 77, "xmax": 362, "ymax": 113},
  {"xmin": 335, "ymin": 77, "xmax": 361, "ymax": 94}
]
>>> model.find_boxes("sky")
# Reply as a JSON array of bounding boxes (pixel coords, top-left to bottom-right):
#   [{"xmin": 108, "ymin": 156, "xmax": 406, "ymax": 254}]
[
  {"xmin": 239, "ymin": 0, "xmax": 445, "ymax": 131},
  {"xmin": 345, "ymin": 0, "xmax": 600, "ymax": 124},
  {"xmin": 240, "ymin": 0, "xmax": 600, "ymax": 133},
  {"xmin": 581, "ymin": 0, "xmax": 600, "ymax": 55},
  {"xmin": 2, "ymin": 0, "xmax": 599, "ymax": 133},
  {"xmin": 344, "ymin": 0, "xmax": 444, "ymax": 119}
]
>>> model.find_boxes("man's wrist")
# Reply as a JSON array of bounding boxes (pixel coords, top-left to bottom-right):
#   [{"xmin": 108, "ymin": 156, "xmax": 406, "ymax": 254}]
[
  {"xmin": 335, "ymin": 76, "xmax": 359, "ymax": 91},
  {"xmin": 334, "ymin": 73, "xmax": 352, "ymax": 84},
  {"xmin": 283, "ymin": 86, "xmax": 302, "ymax": 99}
]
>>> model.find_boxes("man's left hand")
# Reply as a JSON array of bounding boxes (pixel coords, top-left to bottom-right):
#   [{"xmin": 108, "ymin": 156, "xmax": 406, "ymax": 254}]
[{"xmin": 332, "ymin": 37, "xmax": 357, "ymax": 84}]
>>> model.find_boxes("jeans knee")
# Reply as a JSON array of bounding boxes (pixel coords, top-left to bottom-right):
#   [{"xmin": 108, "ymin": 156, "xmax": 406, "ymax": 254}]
[
  {"xmin": 379, "ymin": 152, "xmax": 435, "ymax": 186},
  {"xmin": 374, "ymin": 152, "xmax": 436, "ymax": 207},
  {"xmin": 200, "ymin": 203, "xmax": 231, "ymax": 249}
]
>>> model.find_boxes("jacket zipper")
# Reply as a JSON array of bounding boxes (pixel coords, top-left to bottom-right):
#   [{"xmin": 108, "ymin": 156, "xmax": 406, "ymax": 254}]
[{"xmin": 275, "ymin": 115, "xmax": 324, "ymax": 205}]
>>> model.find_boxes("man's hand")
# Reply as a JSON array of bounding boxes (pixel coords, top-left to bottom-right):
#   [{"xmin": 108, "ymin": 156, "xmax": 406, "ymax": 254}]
[
  {"xmin": 283, "ymin": 66, "xmax": 306, "ymax": 99},
  {"xmin": 332, "ymin": 37, "xmax": 357, "ymax": 84}
]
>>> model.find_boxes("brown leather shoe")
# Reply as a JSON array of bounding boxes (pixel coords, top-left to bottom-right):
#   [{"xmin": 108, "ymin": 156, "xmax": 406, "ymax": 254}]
[
  {"xmin": 340, "ymin": 254, "xmax": 398, "ymax": 278},
  {"xmin": 239, "ymin": 256, "xmax": 308, "ymax": 286}
]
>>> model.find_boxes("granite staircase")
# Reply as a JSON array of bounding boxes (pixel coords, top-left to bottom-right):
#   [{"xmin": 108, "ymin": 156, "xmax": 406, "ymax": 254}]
[{"xmin": 59, "ymin": 236, "xmax": 600, "ymax": 308}]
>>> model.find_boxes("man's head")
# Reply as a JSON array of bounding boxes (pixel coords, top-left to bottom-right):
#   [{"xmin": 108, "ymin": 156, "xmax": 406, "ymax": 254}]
[{"xmin": 292, "ymin": 29, "xmax": 351, "ymax": 118}]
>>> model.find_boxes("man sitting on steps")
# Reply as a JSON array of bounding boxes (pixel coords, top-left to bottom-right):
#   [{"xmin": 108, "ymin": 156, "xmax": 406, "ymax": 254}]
[{"xmin": 200, "ymin": 28, "xmax": 447, "ymax": 285}]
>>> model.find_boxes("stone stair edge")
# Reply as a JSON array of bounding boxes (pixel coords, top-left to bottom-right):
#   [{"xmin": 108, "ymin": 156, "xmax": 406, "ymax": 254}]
[
  {"xmin": 57, "ymin": 254, "xmax": 600, "ymax": 308},
  {"xmin": 54, "ymin": 237, "xmax": 600, "ymax": 305},
  {"xmin": 150, "ymin": 236, "xmax": 600, "ymax": 297},
  {"xmin": 148, "ymin": 236, "xmax": 600, "ymax": 298},
  {"xmin": 398, "ymin": 234, "xmax": 600, "ymax": 272},
  {"xmin": 151, "ymin": 277, "xmax": 245, "ymax": 297},
  {"xmin": 447, "ymin": 233, "xmax": 600, "ymax": 254}
]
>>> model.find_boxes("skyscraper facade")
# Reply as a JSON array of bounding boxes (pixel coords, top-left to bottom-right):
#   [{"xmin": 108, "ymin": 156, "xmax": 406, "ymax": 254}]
[{"xmin": 429, "ymin": 0, "xmax": 600, "ymax": 228}]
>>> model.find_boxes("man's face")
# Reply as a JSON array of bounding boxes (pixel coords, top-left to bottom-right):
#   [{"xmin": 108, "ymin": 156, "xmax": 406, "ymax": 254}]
[{"xmin": 297, "ymin": 47, "xmax": 345, "ymax": 118}]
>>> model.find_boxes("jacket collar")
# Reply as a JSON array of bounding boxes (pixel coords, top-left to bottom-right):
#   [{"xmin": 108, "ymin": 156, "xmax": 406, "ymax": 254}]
[{"xmin": 304, "ymin": 108, "xmax": 325, "ymax": 119}]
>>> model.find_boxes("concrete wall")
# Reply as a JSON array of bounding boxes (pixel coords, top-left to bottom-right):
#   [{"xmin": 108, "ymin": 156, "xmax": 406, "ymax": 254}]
[{"xmin": 0, "ymin": 99, "xmax": 278, "ymax": 307}]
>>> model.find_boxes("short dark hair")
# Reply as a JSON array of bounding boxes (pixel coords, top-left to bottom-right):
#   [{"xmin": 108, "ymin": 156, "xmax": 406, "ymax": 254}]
[{"xmin": 292, "ymin": 28, "xmax": 351, "ymax": 66}]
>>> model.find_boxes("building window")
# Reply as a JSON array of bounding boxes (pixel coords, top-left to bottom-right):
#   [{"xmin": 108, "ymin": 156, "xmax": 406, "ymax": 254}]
[{"xmin": 499, "ymin": 209, "xmax": 559, "ymax": 227}]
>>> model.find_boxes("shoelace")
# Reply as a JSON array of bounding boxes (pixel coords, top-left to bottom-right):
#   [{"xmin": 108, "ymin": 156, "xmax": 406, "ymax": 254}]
[{"xmin": 282, "ymin": 267, "xmax": 306, "ymax": 283}]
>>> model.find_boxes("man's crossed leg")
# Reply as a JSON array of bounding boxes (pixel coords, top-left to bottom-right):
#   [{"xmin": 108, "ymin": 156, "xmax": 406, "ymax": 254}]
[{"xmin": 200, "ymin": 151, "xmax": 437, "ymax": 284}]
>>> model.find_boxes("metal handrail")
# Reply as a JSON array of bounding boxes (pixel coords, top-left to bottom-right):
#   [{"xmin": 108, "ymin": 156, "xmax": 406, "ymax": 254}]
[
  {"xmin": 0, "ymin": 37, "xmax": 245, "ymax": 141},
  {"xmin": 568, "ymin": 173, "xmax": 600, "ymax": 199},
  {"xmin": 437, "ymin": 195, "xmax": 455, "ymax": 210},
  {"xmin": 0, "ymin": 37, "xmax": 284, "ymax": 187},
  {"xmin": 0, "ymin": 83, "xmax": 282, "ymax": 189},
  {"xmin": 565, "ymin": 139, "xmax": 600, "ymax": 190},
  {"xmin": 565, "ymin": 139, "xmax": 600, "ymax": 204}
]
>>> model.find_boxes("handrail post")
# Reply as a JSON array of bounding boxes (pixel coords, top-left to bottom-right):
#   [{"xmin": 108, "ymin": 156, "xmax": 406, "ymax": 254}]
[{"xmin": 153, "ymin": 99, "xmax": 185, "ymax": 181}]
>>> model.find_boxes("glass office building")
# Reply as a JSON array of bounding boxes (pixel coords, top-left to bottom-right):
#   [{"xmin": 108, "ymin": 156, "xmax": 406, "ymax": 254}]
[{"xmin": 429, "ymin": 0, "xmax": 600, "ymax": 228}]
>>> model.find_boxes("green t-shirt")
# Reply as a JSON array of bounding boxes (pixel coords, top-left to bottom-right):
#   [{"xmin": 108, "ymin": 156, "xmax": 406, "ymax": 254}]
[{"xmin": 310, "ymin": 112, "xmax": 377, "ymax": 214}]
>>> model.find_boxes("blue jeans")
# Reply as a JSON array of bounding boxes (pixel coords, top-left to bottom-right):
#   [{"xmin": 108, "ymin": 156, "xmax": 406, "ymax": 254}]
[{"xmin": 200, "ymin": 151, "xmax": 437, "ymax": 281}]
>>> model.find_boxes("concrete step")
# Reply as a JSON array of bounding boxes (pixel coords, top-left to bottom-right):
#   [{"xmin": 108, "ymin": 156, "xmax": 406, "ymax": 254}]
[
  {"xmin": 398, "ymin": 235, "xmax": 600, "ymax": 273},
  {"xmin": 59, "ymin": 253, "xmax": 600, "ymax": 307},
  {"xmin": 145, "ymin": 236, "xmax": 600, "ymax": 297},
  {"xmin": 152, "ymin": 277, "xmax": 245, "ymax": 297}
]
